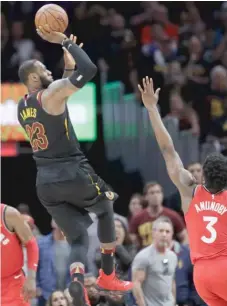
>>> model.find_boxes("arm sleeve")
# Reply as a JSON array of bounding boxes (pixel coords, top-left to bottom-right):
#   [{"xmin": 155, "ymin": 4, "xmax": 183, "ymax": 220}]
[
  {"xmin": 62, "ymin": 39, "xmax": 97, "ymax": 88},
  {"xmin": 24, "ymin": 237, "xmax": 39, "ymax": 271}
]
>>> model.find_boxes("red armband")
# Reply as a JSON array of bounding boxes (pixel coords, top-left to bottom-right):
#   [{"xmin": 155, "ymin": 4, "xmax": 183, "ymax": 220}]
[{"xmin": 25, "ymin": 237, "xmax": 39, "ymax": 271}]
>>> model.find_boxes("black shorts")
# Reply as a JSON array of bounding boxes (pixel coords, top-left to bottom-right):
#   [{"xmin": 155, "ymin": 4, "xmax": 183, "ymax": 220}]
[{"xmin": 36, "ymin": 164, "xmax": 118, "ymax": 240}]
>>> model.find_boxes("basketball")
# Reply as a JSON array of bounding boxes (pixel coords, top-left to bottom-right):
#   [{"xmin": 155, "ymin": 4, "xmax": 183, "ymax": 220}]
[{"xmin": 35, "ymin": 4, "xmax": 68, "ymax": 33}]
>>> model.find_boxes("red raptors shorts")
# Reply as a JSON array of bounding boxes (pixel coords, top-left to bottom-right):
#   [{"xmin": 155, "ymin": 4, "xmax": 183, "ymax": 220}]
[
  {"xmin": 194, "ymin": 257, "xmax": 227, "ymax": 306},
  {"xmin": 1, "ymin": 271, "xmax": 29, "ymax": 306}
]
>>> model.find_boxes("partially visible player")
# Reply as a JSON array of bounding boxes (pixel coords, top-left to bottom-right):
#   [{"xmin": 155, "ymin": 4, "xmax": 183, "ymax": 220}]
[
  {"xmin": 138, "ymin": 77, "xmax": 227, "ymax": 306},
  {"xmin": 1, "ymin": 203, "xmax": 39, "ymax": 306}
]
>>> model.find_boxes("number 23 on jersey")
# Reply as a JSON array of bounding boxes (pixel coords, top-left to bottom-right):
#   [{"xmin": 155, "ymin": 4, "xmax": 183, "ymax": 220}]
[
  {"xmin": 201, "ymin": 216, "xmax": 218, "ymax": 244},
  {"xmin": 25, "ymin": 122, "xmax": 48, "ymax": 152}
]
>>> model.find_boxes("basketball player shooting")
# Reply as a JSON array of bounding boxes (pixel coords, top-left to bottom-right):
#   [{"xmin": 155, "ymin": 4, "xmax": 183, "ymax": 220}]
[
  {"xmin": 138, "ymin": 77, "xmax": 227, "ymax": 306},
  {"xmin": 1, "ymin": 204, "xmax": 39, "ymax": 306},
  {"xmin": 17, "ymin": 26, "xmax": 133, "ymax": 306}
]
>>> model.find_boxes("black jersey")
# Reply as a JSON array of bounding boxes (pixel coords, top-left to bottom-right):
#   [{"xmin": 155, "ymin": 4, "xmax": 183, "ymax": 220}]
[{"xmin": 17, "ymin": 90, "xmax": 87, "ymax": 170}]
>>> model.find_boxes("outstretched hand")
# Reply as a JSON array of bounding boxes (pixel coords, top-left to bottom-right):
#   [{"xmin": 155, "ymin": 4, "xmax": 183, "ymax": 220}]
[
  {"xmin": 138, "ymin": 77, "xmax": 160, "ymax": 111},
  {"xmin": 63, "ymin": 34, "xmax": 83, "ymax": 69}
]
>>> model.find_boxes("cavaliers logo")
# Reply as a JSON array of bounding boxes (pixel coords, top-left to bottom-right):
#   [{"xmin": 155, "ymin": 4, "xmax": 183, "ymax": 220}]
[{"xmin": 105, "ymin": 191, "xmax": 114, "ymax": 200}]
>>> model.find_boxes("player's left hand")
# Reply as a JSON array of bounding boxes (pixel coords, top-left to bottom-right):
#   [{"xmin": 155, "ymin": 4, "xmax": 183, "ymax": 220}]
[
  {"xmin": 63, "ymin": 34, "xmax": 83, "ymax": 70},
  {"xmin": 36, "ymin": 25, "xmax": 66, "ymax": 44},
  {"xmin": 138, "ymin": 77, "xmax": 160, "ymax": 112},
  {"xmin": 22, "ymin": 277, "xmax": 36, "ymax": 302}
]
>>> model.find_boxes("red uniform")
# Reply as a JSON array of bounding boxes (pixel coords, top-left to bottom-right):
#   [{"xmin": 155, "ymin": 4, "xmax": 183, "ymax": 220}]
[
  {"xmin": 0, "ymin": 204, "xmax": 29, "ymax": 306},
  {"xmin": 185, "ymin": 185, "xmax": 227, "ymax": 306}
]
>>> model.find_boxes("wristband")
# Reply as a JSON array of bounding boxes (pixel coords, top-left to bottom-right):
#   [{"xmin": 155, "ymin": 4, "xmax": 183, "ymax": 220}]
[
  {"xmin": 64, "ymin": 68, "xmax": 74, "ymax": 71},
  {"xmin": 61, "ymin": 37, "xmax": 69, "ymax": 46}
]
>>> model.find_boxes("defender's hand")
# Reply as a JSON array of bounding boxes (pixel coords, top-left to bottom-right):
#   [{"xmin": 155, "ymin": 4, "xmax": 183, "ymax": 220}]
[
  {"xmin": 63, "ymin": 34, "xmax": 83, "ymax": 69},
  {"xmin": 138, "ymin": 77, "xmax": 160, "ymax": 111},
  {"xmin": 36, "ymin": 25, "xmax": 66, "ymax": 44},
  {"xmin": 22, "ymin": 277, "xmax": 36, "ymax": 302}
]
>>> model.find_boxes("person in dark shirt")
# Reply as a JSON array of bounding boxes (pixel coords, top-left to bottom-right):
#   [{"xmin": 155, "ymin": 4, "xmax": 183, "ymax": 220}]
[
  {"xmin": 129, "ymin": 181, "xmax": 187, "ymax": 249},
  {"xmin": 17, "ymin": 27, "xmax": 132, "ymax": 306},
  {"xmin": 194, "ymin": 65, "xmax": 227, "ymax": 142},
  {"xmin": 180, "ymin": 36, "xmax": 211, "ymax": 103}
]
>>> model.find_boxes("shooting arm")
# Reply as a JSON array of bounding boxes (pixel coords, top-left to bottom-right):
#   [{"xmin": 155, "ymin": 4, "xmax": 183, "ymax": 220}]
[
  {"xmin": 42, "ymin": 40, "xmax": 97, "ymax": 104},
  {"xmin": 62, "ymin": 38, "xmax": 97, "ymax": 91},
  {"xmin": 6, "ymin": 207, "xmax": 39, "ymax": 279}
]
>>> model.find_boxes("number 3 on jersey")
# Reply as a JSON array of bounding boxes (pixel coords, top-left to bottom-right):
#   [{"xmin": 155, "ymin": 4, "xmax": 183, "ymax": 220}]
[
  {"xmin": 25, "ymin": 122, "xmax": 48, "ymax": 152},
  {"xmin": 201, "ymin": 216, "xmax": 218, "ymax": 244}
]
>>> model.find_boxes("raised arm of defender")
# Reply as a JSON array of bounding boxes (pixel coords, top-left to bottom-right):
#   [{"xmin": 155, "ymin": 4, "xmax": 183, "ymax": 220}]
[
  {"xmin": 138, "ymin": 77, "xmax": 196, "ymax": 212},
  {"xmin": 36, "ymin": 25, "xmax": 97, "ymax": 103}
]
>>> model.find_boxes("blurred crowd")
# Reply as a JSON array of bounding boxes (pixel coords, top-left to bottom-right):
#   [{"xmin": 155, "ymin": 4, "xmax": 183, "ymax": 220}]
[
  {"xmin": 1, "ymin": 1, "xmax": 227, "ymax": 154},
  {"xmin": 2, "ymin": 1, "xmax": 227, "ymax": 305}
]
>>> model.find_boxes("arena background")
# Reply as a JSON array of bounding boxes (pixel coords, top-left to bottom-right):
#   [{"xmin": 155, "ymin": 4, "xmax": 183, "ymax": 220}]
[{"xmin": 1, "ymin": 1, "xmax": 226, "ymax": 234}]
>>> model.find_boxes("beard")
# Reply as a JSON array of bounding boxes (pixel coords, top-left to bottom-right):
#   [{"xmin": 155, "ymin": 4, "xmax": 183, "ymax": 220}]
[{"xmin": 40, "ymin": 75, "xmax": 52, "ymax": 88}]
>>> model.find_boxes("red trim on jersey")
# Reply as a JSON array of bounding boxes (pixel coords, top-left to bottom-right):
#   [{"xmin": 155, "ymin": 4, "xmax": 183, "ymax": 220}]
[
  {"xmin": 36, "ymin": 90, "xmax": 44, "ymax": 106},
  {"xmin": 192, "ymin": 184, "xmax": 200, "ymax": 198}
]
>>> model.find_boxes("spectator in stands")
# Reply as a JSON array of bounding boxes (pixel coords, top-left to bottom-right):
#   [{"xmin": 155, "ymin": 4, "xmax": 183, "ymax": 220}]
[
  {"xmin": 46, "ymin": 290, "xmax": 69, "ymax": 306},
  {"xmin": 132, "ymin": 216, "xmax": 177, "ymax": 306},
  {"xmin": 216, "ymin": 2, "xmax": 227, "ymax": 34},
  {"xmin": 159, "ymin": 61, "xmax": 187, "ymax": 116},
  {"xmin": 84, "ymin": 273, "xmax": 101, "ymax": 306},
  {"xmin": 17, "ymin": 203, "xmax": 42, "ymax": 238},
  {"xmin": 138, "ymin": 3, "xmax": 178, "ymax": 46},
  {"xmin": 129, "ymin": 181, "xmax": 187, "ymax": 249},
  {"xmin": 166, "ymin": 162, "xmax": 203, "ymax": 215},
  {"xmin": 167, "ymin": 91, "xmax": 200, "ymax": 135},
  {"xmin": 1, "ymin": 12, "xmax": 13, "ymax": 82},
  {"xmin": 36, "ymin": 220, "xmax": 71, "ymax": 306},
  {"xmin": 128, "ymin": 193, "xmax": 144, "ymax": 223},
  {"xmin": 139, "ymin": 23, "xmax": 171, "ymax": 89},
  {"xmin": 221, "ymin": 50, "xmax": 227, "ymax": 69},
  {"xmin": 17, "ymin": 202, "xmax": 31, "ymax": 214},
  {"xmin": 183, "ymin": 36, "xmax": 210, "ymax": 102},
  {"xmin": 184, "ymin": 2, "xmax": 205, "ymax": 40},
  {"xmin": 87, "ymin": 209, "xmax": 129, "ymax": 276},
  {"xmin": 95, "ymin": 218, "xmax": 137, "ymax": 281},
  {"xmin": 87, "ymin": 213, "xmax": 100, "ymax": 276},
  {"xmin": 9, "ymin": 21, "xmax": 35, "ymax": 80},
  {"xmin": 172, "ymin": 240, "xmax": 193, "ymax": 306},
  {"xmin": 171, "ymin": 240, "xmax": 207, "ymax": 306},
  {"xmin": 98, "ymin": 12, "xmax": 137, "ymax": 93},
  {"xmin": 1, "ymin": 13, "xmax": 9, "ymax": 50},
  {"xmin": 153, "ymin": 4, "xmax": 179, "ymax": 41},
  {"xmin": 208, "ymin": 66, "xmax": 227, "ymax": 142},
  {"xmin": 187, "ymin": 162, "xmax": 203, "ymax": 184},
  {"xmin": 197, "ymin": 65, "xmax": 227, "ymax": 142},
  {"xmin": 165, "ymin": 61, "xmax": 186, "ymax": 88}
]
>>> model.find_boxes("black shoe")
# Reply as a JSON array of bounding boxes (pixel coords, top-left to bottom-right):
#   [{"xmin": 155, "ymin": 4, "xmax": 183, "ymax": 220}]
[{"xmin": 68, "ymin": 281, "xmax": 91, "ymax": 306}]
